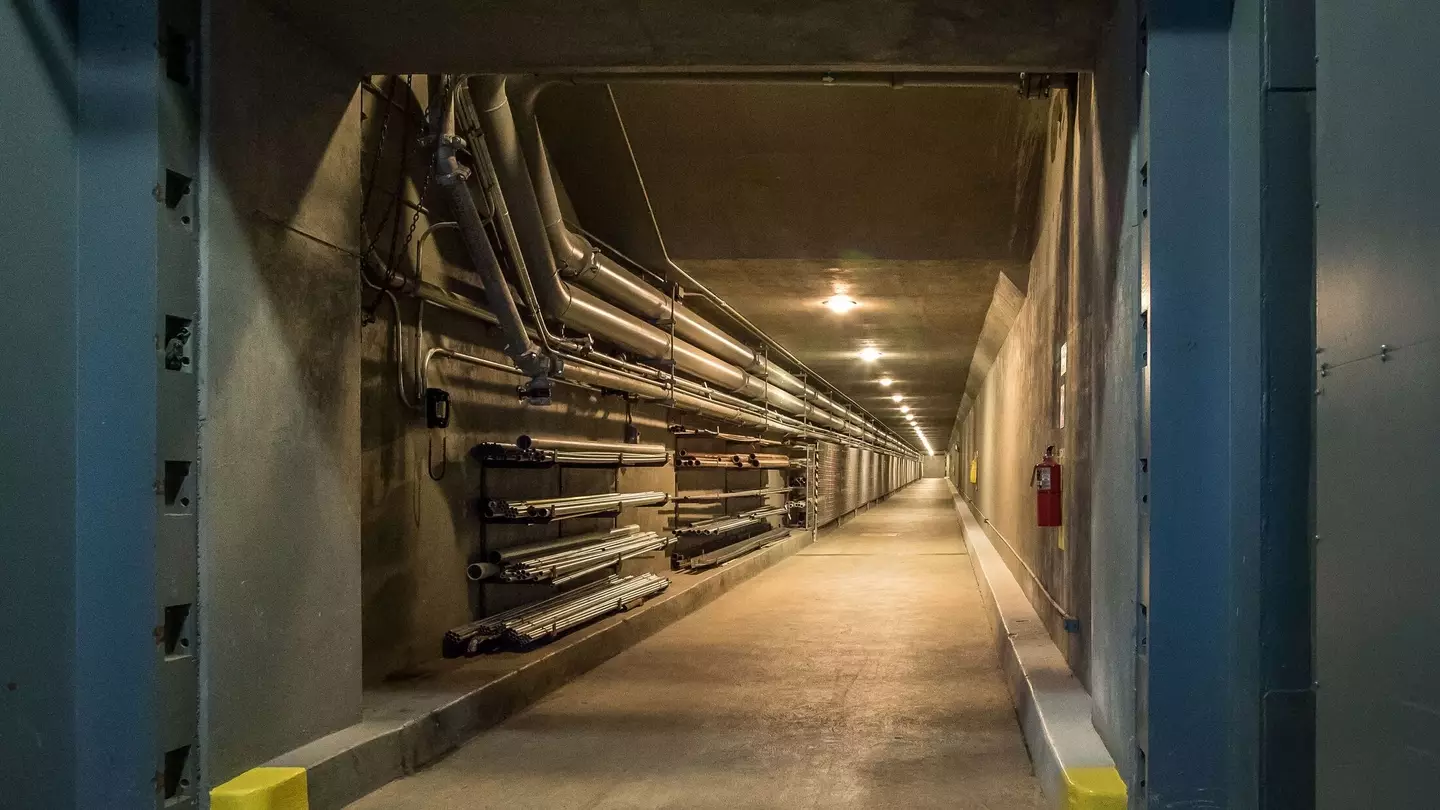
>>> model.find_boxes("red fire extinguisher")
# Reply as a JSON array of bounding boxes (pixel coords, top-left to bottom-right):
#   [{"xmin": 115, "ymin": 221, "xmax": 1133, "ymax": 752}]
[{"xmin": 1033, "ymin": 445, "xmax": 1062, "ymax": 527}]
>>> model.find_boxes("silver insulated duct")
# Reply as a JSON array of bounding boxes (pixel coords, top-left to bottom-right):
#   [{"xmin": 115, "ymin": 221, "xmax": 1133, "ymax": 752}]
[{"xmin": 471, "ymin": 76, "xmax": 906, "ymax": 453}]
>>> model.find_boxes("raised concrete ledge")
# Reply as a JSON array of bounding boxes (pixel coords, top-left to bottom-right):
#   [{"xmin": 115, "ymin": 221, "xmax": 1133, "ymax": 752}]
[
  {"xmin": 950, "ymin": 484, "xmax": 1127, "ymax": 810},
  {"xmin": 264, "ymin": 527, "xmax": 817, "ymax": 810}
]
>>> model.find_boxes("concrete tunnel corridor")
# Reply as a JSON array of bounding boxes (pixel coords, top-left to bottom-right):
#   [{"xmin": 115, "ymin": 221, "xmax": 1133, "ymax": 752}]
[{"xmin": 351, "ymin": 479, "xmax": 1040, "ymax": 809}]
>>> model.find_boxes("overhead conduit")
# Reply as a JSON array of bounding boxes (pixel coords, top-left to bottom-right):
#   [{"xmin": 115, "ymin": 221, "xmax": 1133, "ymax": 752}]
[
  {"xmin": 472, "ymin": 75, "xmax": 907, "ymax": 453},
  {"xmin": 377, "ymin": 75, "xmax": 911, "ymax": 455}
]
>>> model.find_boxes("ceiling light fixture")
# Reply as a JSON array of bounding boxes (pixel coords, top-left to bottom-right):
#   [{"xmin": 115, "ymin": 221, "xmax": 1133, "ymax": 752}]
[
  {"xmin": 878, "ymin": 377, "xmax": 893, "ymax": 387},
  {"xmin": 900, "ymin": 405, "xmax": 910, "ymax": 413},
  {"xmin": 823, "ymin": 295, "xmax": 858, "ymax": 314},
  {"xmin": 858, "ymin": 347, "xmax": 882, "ymax": 362},
  {"xmin": 890, "ymin": 394, "xmax": 903, "ymax": 403}
]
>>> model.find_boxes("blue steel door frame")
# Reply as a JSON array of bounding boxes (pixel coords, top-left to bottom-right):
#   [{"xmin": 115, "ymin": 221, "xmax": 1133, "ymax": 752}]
[{"xmin": 1144, "ymin": 0, "xmax": 1315, "ymax": 807}]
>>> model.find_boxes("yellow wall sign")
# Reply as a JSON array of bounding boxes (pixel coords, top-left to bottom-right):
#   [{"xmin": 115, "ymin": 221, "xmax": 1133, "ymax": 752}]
[{"xmin": 969, "ymin": 455, "xmax": 978, "ymax": 484}]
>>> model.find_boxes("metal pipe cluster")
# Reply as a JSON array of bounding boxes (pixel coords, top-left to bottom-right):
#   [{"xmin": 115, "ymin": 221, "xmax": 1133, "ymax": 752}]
[
  {"xmin": 679, "ymin": 527, "xmax": 791, "ymax": 570},
  {"xmin": 483, "ymin": 491, "xmax": 668, "ymax": 522},
  {"xmin": 675, "ymin": 514, "xmax": 769, "ymax": 537},
  {"xmin": 668, "ymin": 425, "xmax": 786, "ymax": 447},
  {"xmin": 472, "ymin": 440, "xmax": 669, "ymax": 467},
  {"xmin": 487, "ymin": 525, "xmax": 637, "ymax": 564},
  {"xmin": 473, "ymin": 76, "xmax": 916, "ymax": 455},
  {"xmin": 469, "ymin": 527, "xmax": 671, "ymax": 585},
  {"xmin": 506, "ymin": 573, "xmax": 669, "ymax": 645},
  {"xmin": 675, "ymin": 451, "xmax": 792, "ymax": 469},
  {"xmin": 671, "ymin": 487, "xmax": 790, "ymax": 502},
  {"xmin": 442, "ymin": 573, "xmax": 669, "ymax": 657}
]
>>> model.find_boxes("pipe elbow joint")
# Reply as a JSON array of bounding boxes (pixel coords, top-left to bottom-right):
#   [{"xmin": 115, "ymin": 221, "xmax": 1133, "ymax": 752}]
[{"xmin": 550, "ymin": 226, "xmax": 598, "ymax": 280}]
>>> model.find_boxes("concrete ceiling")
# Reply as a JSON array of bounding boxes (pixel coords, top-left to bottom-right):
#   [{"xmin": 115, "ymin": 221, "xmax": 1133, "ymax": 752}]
[
  {"xmin": 264, "ymin": 1, "xmax": 1107, "ymax": 73},
  {"xmin": 542, "ymin": 83, "xmax": 1049, "ymax": 444}
]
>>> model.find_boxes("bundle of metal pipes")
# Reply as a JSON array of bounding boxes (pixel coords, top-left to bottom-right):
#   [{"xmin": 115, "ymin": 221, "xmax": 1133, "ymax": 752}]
[
  {"xmin": 739, "ymin": 504, "xmax": 790, "ymax": 520},
  {"xmin": 679, "ymin": 527, "xmax": 791, "ymax": 570},
  {"xmin": 675, "ymin": 450, "xmax": 793, "ymax": 469},
  {"xmin": 471, "ymin": 442, "xmax": 670, "ymax": 467},
  {"xmin": 514, "ymin": 435, "xmax": 670, "ymax": 466},
  {"xmin": 442, "ymin": 574, "xmax": 669, "ymax": 657},
  {"xmin": 671, "ymin": 486, "xmax": 791, "ymax": 502},
  {"xmin": 667, "ymin": 425, "xmax": 786, "ymax": 447},
  {"xmin": 468, "ymin": 528, "xmax": 671, "ymax": 585},
  {"xmin": 675, "ymin": 514, "xmax": 769, "ymax": 537},
  {"xmin": 504, "ymin": 574, "xmax": 670, "ymax": 646},
  {"xmin": 486, "ymin": 525, "xmax": 640, "ymax": 565},
  {"xmin": 482, "ymin": 490, "xmax": 668, "ymax": 522}
]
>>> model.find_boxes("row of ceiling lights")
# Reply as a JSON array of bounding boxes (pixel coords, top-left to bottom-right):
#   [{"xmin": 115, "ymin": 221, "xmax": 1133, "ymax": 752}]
[{"xmin": 824, "ymin": 293, "xmax": 934, "ymax": 456}]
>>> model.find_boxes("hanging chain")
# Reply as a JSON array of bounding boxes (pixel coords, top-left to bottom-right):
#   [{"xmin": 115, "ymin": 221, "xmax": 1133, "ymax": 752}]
[
  {"xmin": 394, "ymin": 76, "xmax": 446, "ymax": 277},
  {"xmin": 360, "ymin": 77, "xmax": 399, "ymax": 236}
]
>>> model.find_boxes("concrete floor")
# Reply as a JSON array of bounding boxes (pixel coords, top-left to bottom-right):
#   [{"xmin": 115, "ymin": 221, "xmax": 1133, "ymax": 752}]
[{"xmin": 350, "ymin": 479, "xmax": 1039, "ymax": 809}]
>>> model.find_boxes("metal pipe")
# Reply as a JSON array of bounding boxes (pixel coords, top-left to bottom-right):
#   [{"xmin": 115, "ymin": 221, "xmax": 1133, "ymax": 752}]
[
  {"xmin": 480, "ymin": 530, "xmax": 671, "ymax": 584},
  {"xmin": 484, "ymin": 491, "xmax": 669, "ymax": 521},
  {"xmin": 455, "ymin": 88, "xmax": 590, "ymax": 355},
  {"xmin": 671, "ymin": 487, "xmax": 790, "ymax": 502},
  {"xmin": 473, "ymin": 75, "xmax": 573, "ymax": 320},
  {"xmin": 516, "ymin": 435, "xmax": 667, "ymax": 457},
  {"xmin": 488, "ymin": 525, "xmax": 641, "ymax": 564},
  {"xmin": 445, "ymin": 575, "xmax": 670, "ymax": 656},
  {"xmin": 503, "ymin": 76, "xmax": 905, "ymax": 446},
  {"xmin": 681, "ymin": 527, "xmax": 790, "ymax": 570},
  {"xmin": 436, "ymin": 85, "xmax": 553, "ymax": 401},
  {"xmin": 480, "ymin": 76, "xmax": 853, "ymax": 424},
  {"xmin": 375, "ymin": 243, "xmax": 912, "ymax": 455},
  {"xmin": 570, "ymin": 223, "xmax": 902, "ymax": 439}
]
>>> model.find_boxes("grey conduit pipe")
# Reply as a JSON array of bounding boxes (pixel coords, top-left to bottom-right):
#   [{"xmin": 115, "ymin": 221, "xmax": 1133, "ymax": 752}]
[
  {"xmin": 367, "ymin": 250, "xmax": 912, "ymax": 454},
  {"xmin": 435, "ymin": 88, "xmax": 556, "ymax": 403},
  {"xmin": 476, "ymin": 76, "xmax": 900, "ymax": 446},
  {"xmin": 501, "ymin": 76, "xmax": 897, "ymax": 447}
]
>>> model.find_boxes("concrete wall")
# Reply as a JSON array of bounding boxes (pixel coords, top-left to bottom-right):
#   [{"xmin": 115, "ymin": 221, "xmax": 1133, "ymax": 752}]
[
  {"xmin": 1, "ymin": 2, "xmax": 77, "ymax": 805},
  {"xmin": 948, "ymin": 0, "xmax": 1142, "ymax": 782},
  {"xmin": 1314, "ymin": 1, "xmax": 1440, "ymax": 804},
  {"xmin": 199, "ymin": 0, "xmax": 362, "ymax": 786}
]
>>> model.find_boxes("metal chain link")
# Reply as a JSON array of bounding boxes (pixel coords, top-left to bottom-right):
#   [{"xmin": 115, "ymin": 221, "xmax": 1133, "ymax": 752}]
[
  {"xmin": 394, "ymin": 75, "xmax": 446, "ymax": 275},
  {"xmin": 360, "ymin": 76, "xmax": 401, "ymax": 246}
]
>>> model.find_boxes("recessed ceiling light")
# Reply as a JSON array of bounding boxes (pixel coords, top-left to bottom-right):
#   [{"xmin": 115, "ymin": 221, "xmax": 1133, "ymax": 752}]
[
  {"xmin": 890, "ymin": 394, "xmax": 903, "ymax": 403},
  {"xmin": 858, "ymin": 347, "xmax": 882, "ymax": 362},
  {"xmin": 823, "ymin": 295, "xmax": 858, "ymax": 313},
  {"xmin": 878, "ymin": 377, "xmax": 893, "ymax": 387},
  {"xmin": 900, "ymin": 405, "xmax": 910, "ymax": 413}
]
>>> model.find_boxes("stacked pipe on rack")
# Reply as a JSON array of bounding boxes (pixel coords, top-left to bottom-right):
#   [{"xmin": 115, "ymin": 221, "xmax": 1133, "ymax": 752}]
[
  {"xmin": 739, "ymin": 504, "xmax": 790, "ymax": 520},
  {"xmin": 468, "ymin": 528, "xmax": 672, "ymax": 585},
  {"xmin": 675, "ymin": 514, "xmax": 769, "ymax": 537},
  {"xmin": 671, "ymin": 486, "xmax": 791, "ymax": 502},
  {"xmin": 473, "ymin": 435, "xmax": 670, "ymax": 466},
  {"xmin": 667, "ymin": 425, "xmax": 787, "ymax": 447},
  {"xmin": 442, "ymin": 573, "xmax": 669, "ymax": 657},
  {"xmin": 486, "ymin": 525, "xmax": 640, "ymax": 564},
  {"xmin": 679, "ymin": 527, "xmax": 791, "ymax": 570},
  {"xmin": 482, "ymin": 490, "xmax": 668, "ymax": 522},
  {"xmin": 675, "ymin": 450, "xmax": 793, "ymax": 469}
]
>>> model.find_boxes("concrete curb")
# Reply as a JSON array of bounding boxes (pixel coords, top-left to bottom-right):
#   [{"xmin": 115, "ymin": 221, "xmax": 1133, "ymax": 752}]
[
  {"xmin": 251, "ymin": 528, "xmax": 816, "ymax": 810},
  {"xmin": 949, "ymin": 485, "xmax": 1127, "ymax": 810}
]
